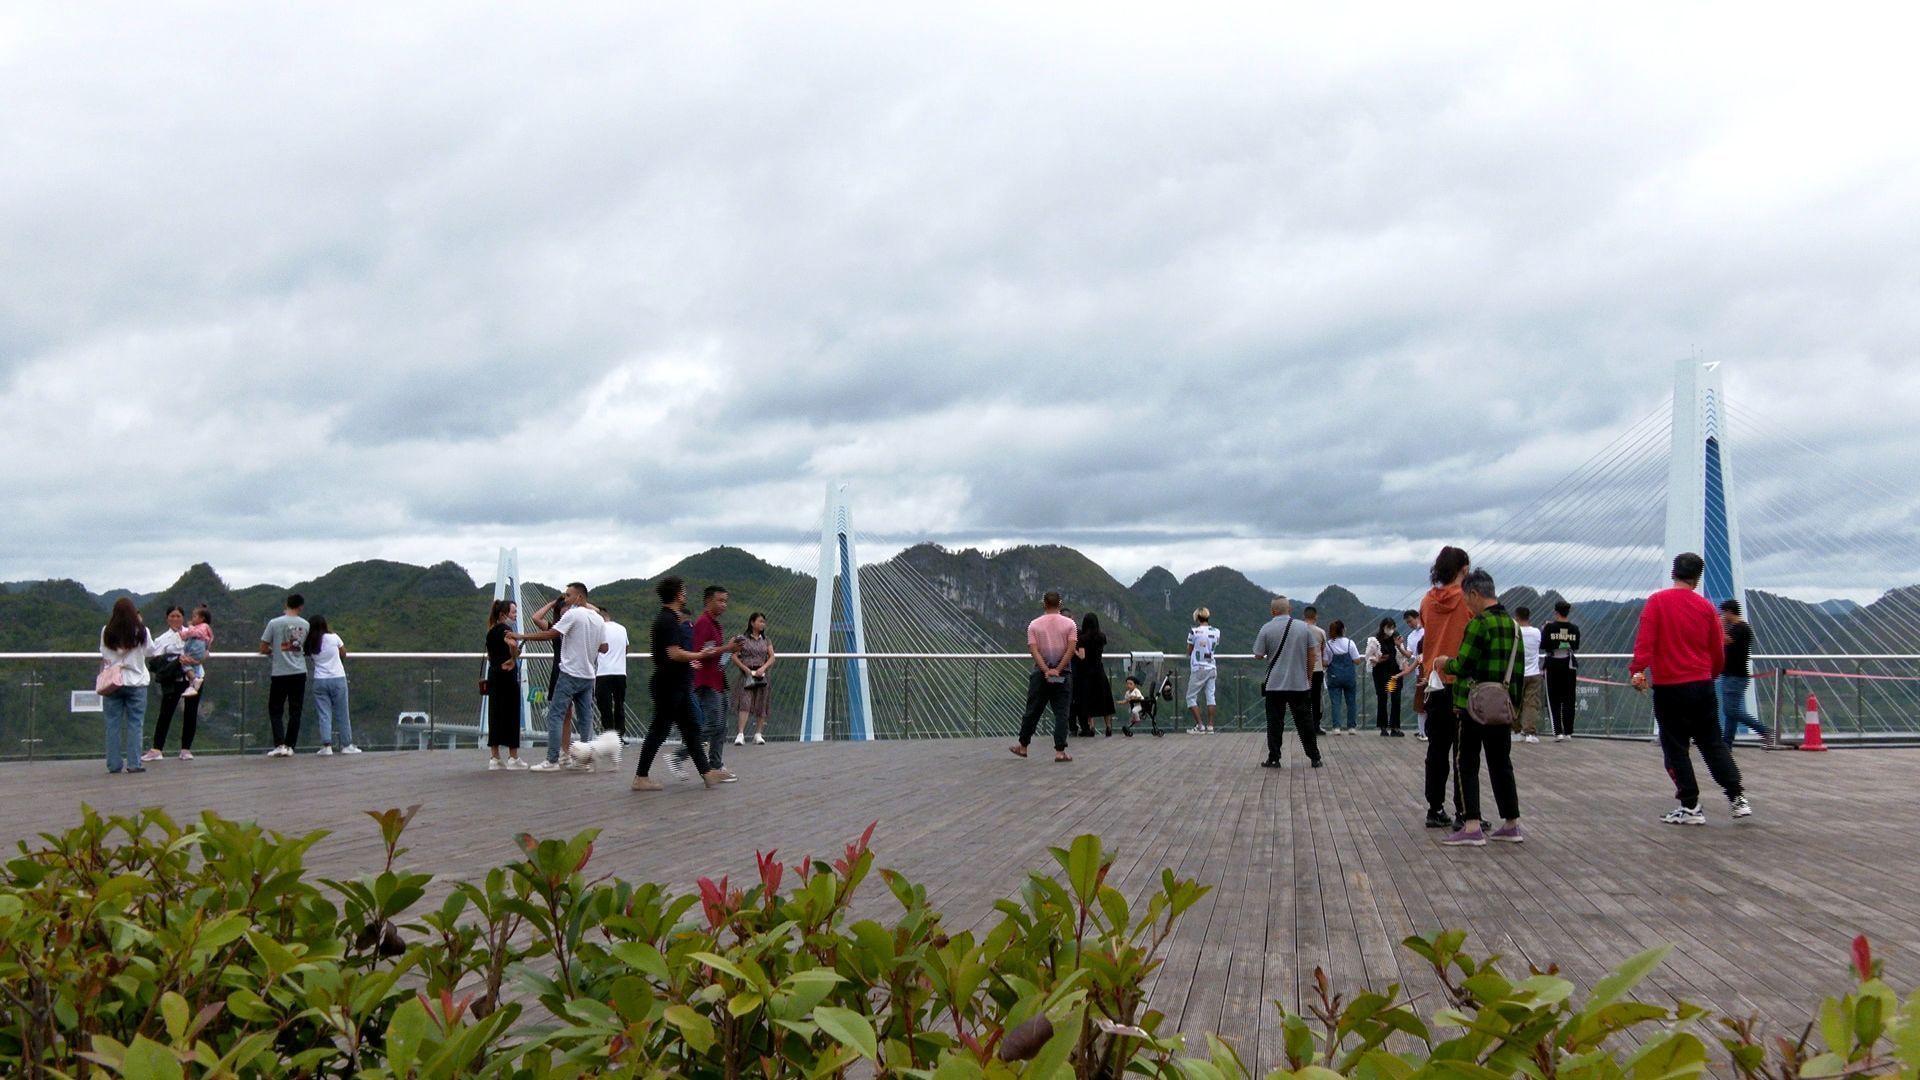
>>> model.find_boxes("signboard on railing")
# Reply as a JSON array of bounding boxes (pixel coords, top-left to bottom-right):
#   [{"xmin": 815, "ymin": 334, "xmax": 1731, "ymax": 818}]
[{"xmin": 70, "ymin": 691, "xmax": 102, "ymax": 713}]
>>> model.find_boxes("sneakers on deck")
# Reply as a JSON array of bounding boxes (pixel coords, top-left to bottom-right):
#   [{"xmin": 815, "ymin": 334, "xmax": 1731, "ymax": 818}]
[
  {"xmin": 1661, "ymin": 805, "xmax": 1707, "ymax": 826},
  {"xmin": 1731, "ymin": 795, "xmax": 1754, "ymax": 818}
]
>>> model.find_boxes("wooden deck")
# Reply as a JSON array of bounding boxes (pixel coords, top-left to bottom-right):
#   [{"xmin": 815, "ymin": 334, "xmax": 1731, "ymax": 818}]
[{"xmin": 3, "ymin": 733, "xmax": 1912, "ymax": 1068}]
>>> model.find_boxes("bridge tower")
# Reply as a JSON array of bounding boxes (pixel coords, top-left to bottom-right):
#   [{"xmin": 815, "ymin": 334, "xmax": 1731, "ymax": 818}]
[
  {"xmin": 1664, "ymin": 359, "xmax": 1748, "ymax": 612},
  {"xmin": 801, "ymin": 481, "xmax": 876, "ymax": 741}
]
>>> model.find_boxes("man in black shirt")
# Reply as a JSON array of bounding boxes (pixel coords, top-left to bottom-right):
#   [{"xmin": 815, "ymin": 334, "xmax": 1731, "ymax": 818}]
[
  {"xmin": 1718, "ymin": 599, "xmax": 1772, "ymax": 748},
  {"xmin": 631, "ymin": 576, "xmax": 735, "ymax": 790},
  {"xmin": 1540, "ymin": 600, "xmax": 1580, "ymax": 741}
]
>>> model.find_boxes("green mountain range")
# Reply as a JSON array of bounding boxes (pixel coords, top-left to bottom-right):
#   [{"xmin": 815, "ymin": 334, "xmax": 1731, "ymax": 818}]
[{"xmin": 6, "ymin": 544, "xmax": 1913, "ymax": 657}]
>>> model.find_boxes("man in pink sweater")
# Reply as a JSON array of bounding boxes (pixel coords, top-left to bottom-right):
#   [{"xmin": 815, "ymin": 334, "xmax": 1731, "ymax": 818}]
[{"xmin": 1630, "ymin": 553, "xmax": 1752, "ymax": 825}]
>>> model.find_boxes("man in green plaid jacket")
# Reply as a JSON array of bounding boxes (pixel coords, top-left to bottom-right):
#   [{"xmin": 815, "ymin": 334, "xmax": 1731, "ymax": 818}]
[{"xmin": 1437, "ymin": 568, "xmax": 1524, "ymax": 846}]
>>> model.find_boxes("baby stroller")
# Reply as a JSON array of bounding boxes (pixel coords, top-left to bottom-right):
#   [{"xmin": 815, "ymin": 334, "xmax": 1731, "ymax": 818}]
[{"xmin": 1126, "ymin": 652, "xmax": 1174, "ymax": 737}]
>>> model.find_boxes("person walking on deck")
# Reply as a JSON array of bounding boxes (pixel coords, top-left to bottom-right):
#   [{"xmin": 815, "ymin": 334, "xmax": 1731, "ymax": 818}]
[
  {"xmin": 1631, "ymin": 553, "xmax": 1753, "ymax": 825},
  {"xmin": 1719, "ymin": 599, "xmax": 1772, "ymax": 749},
  {"xmin": 631, "ymin": 576, "xmax": 735, "ymax": 790}
]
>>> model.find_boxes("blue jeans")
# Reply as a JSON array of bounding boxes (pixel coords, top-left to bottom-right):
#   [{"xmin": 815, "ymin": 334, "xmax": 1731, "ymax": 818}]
[
  {"xmin": 546, "ymin": 671, "xmax": 597, "ymax": 763},
  {"xmin": 1327, "ymin": 678, "xmax": 1359, "ymax": 729},
  {"xmin": 311, "ymin": 677, "xmax": 352, "ymax": 747},
  {"xmin": 695, "ymin": 686, "xmax": 727, "ymax": 769},
  {"xmin": 103, "ymin": 685, "xmax": 147, "ymax": 772},
  {"xmin": 1719, "ymin": 675, "xmax": 1769, "ymax": 744}
]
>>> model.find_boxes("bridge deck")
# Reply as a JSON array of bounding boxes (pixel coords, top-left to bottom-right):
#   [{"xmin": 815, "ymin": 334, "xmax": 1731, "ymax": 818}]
[{"xmin": 2, "ymin": 734, "xmax": 1911, "ymax": 1068}]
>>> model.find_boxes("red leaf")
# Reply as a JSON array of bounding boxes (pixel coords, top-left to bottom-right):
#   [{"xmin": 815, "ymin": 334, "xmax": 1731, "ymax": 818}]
[
  {"xmin": 575, "ymin": 840, "xmax": 594, "ymax": 873},
  {"xmin": 1852, "ymin": 934, "xmax": 1873, "ymax": 980}
]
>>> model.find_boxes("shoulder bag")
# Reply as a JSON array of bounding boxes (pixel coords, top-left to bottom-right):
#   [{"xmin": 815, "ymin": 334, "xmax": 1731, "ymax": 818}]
[
  {"xmin": 1465, "ymin": 622, "xmax": 1523, "ymax": 727},
  {"xmin": 95, "ymin": 660, "xmax": 125, "ymax": 696}
]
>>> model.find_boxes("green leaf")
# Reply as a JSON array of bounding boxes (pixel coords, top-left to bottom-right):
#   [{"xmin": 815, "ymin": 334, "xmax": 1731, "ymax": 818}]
[
  {"xmin": 1584, "ymin": 945, "xmax": 1670, "ymax": 1011},
  {"xmin": 160, "ymin": 992, "xmax": 189, "ymax": 1041},
  {"xmin": 609, "ymin": 940, "xmax": 670, "ymax": 980},
  {"xmin": 814, "ymin": 1005, "xmax": 878, "ymax": 1061},
  {"xmin": 665, "ymin": 1004, "xmax": 716, "ymax": 1054},
  {"xmin": 689, "ymin": 950, "xmax": 751, "ymax": 982},
  {"xmin": 195, "ymin": 912, "xmax": 251, "ymax": 952},
  {"xmin": 1820, "ymin": 998, "xmax": 1853, "ymax": 1058},
  {"xmin": 1064, "ymin": 834, "xmax": 1103, "ymax": 902},
  {"xmin": 386, "ymin": 997, "xmax": 429, "ymax": 1074},
  {"xmin": 931, "ymin": 1056, "xmax": 987, "ymax": 1080},
  {"xmin": 122, "ymin": 1036, "xmax": 185, "ymax": 1080},
  {"xmin": 1625, "ymin": 1031, "xmax": 1708, "ymax": 1080},
  {"xmin": 728, "ymin": 991, "xmax": 765, "ymax": 1018}
]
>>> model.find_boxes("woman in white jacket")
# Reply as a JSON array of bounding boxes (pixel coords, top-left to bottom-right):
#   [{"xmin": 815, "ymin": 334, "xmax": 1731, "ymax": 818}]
[{"xmin": 98, "ymin": 597, "xmax": 156, "ymax": 773}]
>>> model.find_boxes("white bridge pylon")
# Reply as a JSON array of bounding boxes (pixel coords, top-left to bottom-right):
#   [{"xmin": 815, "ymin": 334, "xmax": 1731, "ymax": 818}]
[{"xmin": 801, "ymin": 481, "xmax": 876, "ymax": 741}]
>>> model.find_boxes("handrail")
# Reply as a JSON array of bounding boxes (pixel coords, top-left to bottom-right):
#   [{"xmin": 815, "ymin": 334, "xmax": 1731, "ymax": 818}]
[{"xmin": 4, "ymin": 651, "xmax": 1919, "ymax": 662}]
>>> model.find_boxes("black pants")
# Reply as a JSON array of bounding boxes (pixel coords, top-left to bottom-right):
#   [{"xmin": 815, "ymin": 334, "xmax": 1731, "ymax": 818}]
[
  {"xmin": 1457, "ymin": 720, "xmax": 1519, "ymax": 823},
  {"xmin": 1372, "ymin": 665, "xmax": 1401, "ymax": 731},
  {"xmin": 1654, "ymin": 681, "xmax": 1744, "ymax": 806},
  {"xmin": 1424, "ymin": 691, "xmax": 1465, "ymax": 817},
  {"xmin": 152, "ymin": 681, "xmax": 200, "ymax": 751},
  {"xmin": 1544, "ymin": 663, "xmax": 1577, "ymax": 736},
  {"xmin": 268, "ymin": 673, "xmax": 307, "ymax": 749},
  {"xmin": 638, "ymin": 680, "xmax": 711, "ymax": 777},
  {"xmin": 595, "ymin": 675, "xmax": 628, "ymax": 739},
  {"xmin": 1263, "ymin": 690, "xmax": 1319, "ymax": 763},
  {"xmin": 1308, "ymin": 670, "xmax": 1325, "ymax": 733},
  {"xmin": 1018, "ymin": 670, "xmax": 1071, "ymax": 752}
]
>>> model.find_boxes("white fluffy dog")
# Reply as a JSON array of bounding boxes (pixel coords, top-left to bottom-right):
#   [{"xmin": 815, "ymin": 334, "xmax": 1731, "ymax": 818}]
[{"xmin": 566, "ymin": 731, "xmax": 624, "ymax": 769}]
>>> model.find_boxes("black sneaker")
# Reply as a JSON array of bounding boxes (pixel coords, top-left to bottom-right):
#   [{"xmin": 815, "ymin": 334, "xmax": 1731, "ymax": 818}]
[
  {"xmin": 1390, "ymin": 730, "xmax": 1406, "ymax": 738},
  {"xmin": 1424, "ymin": 810, "xmax": 1451, "ymax": 829},
  {"xmin": 1310, "ymin": 758, "xmax": 1324, "ymax": 768},
  {"xmin": 1260, "ymin": 759, "xmax": 1280, "ymax": 768}
]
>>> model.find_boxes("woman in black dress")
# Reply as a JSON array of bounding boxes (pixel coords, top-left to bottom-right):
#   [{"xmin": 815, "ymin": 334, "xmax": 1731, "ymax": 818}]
[
  {"xmin": 486, "ymin": 600, "xmax": 526, "ymax": 769},
  {"xmin": 1074, "ymin": 613, "xmax": 1120, "ymax": 736}
]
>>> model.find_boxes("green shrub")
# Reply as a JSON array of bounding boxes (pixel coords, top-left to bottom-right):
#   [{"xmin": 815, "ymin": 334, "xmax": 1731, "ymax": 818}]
[{"xmin": 0, "ymin": 805, "xmax": 1911, "ymax": 1078}]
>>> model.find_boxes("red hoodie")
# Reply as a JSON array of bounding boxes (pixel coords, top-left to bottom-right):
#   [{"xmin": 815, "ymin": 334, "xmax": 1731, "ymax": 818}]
[
  {"xmin": 1631, "ymin": 586, "xmax": 1725, "ymax": 686},
  {"xmin": 1418, "ymin": 584, "xmax": 1469, "ymax": 684}
]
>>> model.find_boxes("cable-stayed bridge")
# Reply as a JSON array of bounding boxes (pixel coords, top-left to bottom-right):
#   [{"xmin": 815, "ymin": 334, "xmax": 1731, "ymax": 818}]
[{"xmin": 4, "ymin": 360, "xmax": 1917, "ymax": 758}]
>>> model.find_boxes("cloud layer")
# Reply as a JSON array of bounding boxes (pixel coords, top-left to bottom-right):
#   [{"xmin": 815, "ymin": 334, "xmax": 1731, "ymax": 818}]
[{"xmin": 5, "ymin": 3, "xmax": 1919, "ymax": 603}]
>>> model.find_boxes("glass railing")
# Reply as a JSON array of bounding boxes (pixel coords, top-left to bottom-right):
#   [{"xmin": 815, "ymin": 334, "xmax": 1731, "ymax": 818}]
[{"xmin": 2, "ymin": 652, "xmax": 1913, "ymax": 760}]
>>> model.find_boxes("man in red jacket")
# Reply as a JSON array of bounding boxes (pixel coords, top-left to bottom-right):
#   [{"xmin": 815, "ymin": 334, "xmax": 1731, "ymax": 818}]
[{"xmin": 1630, "ymin": 553, "xmax": 1753, "ymax": 825}]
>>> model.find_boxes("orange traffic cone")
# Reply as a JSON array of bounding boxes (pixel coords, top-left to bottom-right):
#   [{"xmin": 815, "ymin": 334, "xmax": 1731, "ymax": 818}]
[{"xmin": 1799, "ymin": 693, "xmax": 1828, "ymax": 752}]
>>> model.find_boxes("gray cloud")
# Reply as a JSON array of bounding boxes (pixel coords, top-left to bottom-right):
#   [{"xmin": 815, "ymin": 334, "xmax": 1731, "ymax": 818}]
[{"xmin": 4, "ymin": 3, "xmax": 1919, "ymax": 604}]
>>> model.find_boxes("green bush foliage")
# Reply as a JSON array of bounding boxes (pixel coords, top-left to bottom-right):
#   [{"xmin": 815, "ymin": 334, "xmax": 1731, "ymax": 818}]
[{"xmin": 0, "ymin": 805, "xmax": 1912, "ymax": 1078}]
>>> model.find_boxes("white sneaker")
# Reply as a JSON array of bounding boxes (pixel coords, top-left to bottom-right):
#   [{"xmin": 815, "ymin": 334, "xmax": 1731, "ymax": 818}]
[
  {"xmin": 734, "ymin": 733, "xmax": 746, "ymax": 746},
  {"xmin": 178, "ymin": 750, "xmax": 194, "ymax": 761},
  {"xmin": 340, "ymin": 745, "xmax": 363, "ymax": 754},
  {"xmin": 1661, "ymin": 805, "xmax": 1707, "ymax": 826},
  {"xmin": 1731, "ymin": 795, "xmax": 1754, "ymax": 818},
  {"xmin": 268, "ymin": 745, "xmax": 290, "ymax": 757},
  {"xmin": 563, "ymin": 759, "xmax": 594, "ymax": 773},
  {"xmin": 529, "ymin": 761, "xmax": 563, "ymax": 772},
  {"xmin": 141, "ymin": 748, "xmax": 164, "ymax": 762},
  {"xmin": 1524, "ymin": 735, "xmax": 1540, "ymax": 744},
  {"xmin": 315, "ymin": 746, "xmax": 333, "ymax": 756},
  {"xmin": 1556, "ymin": 734, "xmax": 1569, "ymax": 742},
  {"xmin": 667, "ymin": 755, "xmax": 688, "ymax": 780},
  {"xmin": 507, "ymin": 758, "xmax": 529, "ymax": 770},
  {"xmin": 753, "ymin": 733, "xmax": 765, "ymax": 745},
  {"xmin": 488, "ymin": 758, "xmax": 504, "ymax": 770}
]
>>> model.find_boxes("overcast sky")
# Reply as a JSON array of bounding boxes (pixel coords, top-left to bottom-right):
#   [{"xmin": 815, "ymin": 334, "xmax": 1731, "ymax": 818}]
[{"xmin": 5, "ymin": 4, "xmax": 1919, "ymax": 606}]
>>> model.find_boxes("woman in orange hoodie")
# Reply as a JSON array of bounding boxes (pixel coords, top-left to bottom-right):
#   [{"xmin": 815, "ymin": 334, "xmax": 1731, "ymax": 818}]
[{"xmin": 1418, "ymin": 546, "xmax": 1472, "ymax": 829}]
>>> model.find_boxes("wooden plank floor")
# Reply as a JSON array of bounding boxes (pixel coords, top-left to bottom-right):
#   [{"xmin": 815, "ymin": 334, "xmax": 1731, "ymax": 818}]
[{"xmin": 3, "ymin": 733, "xmax": 1912, "ymax": 1071}]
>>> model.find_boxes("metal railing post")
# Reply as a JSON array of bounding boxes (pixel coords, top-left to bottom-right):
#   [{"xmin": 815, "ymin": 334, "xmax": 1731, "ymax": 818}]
[
  {"xmin": 971, "ymin": 660, "xmax": 980, "ymax": 737},
  {"xmin": 424, "ymin": 667, "xmax": 441, "ymax": 749},
  {"xmin": 22, "ymin": 668, "xmax": 43, "ymax": 762},
  {"xmin": 902, "ymin": 660, "xmax": 912, "ymax": 736}
]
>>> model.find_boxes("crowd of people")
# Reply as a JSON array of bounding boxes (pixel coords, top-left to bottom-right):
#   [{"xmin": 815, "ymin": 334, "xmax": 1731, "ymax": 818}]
[
  {"xmin": 90, "ymin": 549, "xmax": 1768, "ymax": 836},
  {"xmin": 1002, "ymin": 545, "xmax": 1762, "ymax": 846}
]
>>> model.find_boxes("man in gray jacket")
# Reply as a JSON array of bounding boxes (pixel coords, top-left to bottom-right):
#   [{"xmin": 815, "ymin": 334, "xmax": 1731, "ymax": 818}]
[{"xmin": 1253, "ymin": 596, "xmax": 1322, "ymax": 769}]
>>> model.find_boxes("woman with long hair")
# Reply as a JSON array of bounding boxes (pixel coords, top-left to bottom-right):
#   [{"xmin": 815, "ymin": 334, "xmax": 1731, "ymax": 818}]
[
  {"xmin": 732, "ymin": 612, "xmax": 775, "ymax": 746},
  {"xmin": 1073, "ymin": 612, "xmax": 1120, "ymax": 736},
  {"xmin": 486, "ymin": 600, "xmax": 527, "ymax": 768},
  {"xmin": 303, "ymin": 616, "xmax": 359, "ymax": 755},
  {"xmin": 1364, "ymin": 616, "xmax": 1406, "ymax": 737},
  {"xmin": 1323, "ymin": 619, "xmax": 1362, "ymax": 734},
  {"xmin": 143, "ymin": 606, "xmax": 189, "ymax": 763},
  {"xmin": 98, "ymin": 597, "xmax": 155, "ymax": 773},
  {"xmin": 1418, "ymin": 545, "xmax": 1473, "ymax": 829}
]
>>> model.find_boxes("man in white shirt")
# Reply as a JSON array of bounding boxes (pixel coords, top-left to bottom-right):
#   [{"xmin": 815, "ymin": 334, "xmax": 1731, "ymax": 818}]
[
  {"xmin": 1514, "ymin": 606, "xmax": 1546, "ymax": 744},
  {"xmin": 513, "ymin": 582, "xmax": 607, "ymax": 771},
  {"xmin": 1186, "ymin": 608, "xmax": 1222, "ymax": 733},
  {"xmin": 594, "ymin": 609, "xmax": 630, "ymax": 742}
]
